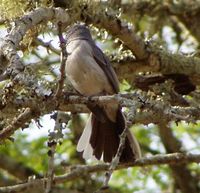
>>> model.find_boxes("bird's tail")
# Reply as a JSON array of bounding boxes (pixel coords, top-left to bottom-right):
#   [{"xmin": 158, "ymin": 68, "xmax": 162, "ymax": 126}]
[{"xmin": 77, "ymin": 109, "xmax": 141, "ymax": 163}]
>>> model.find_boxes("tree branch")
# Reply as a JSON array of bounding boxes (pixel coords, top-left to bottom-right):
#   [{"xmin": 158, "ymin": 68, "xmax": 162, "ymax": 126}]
[
  {"xmin": 0, "ymin": 108, "xmax": 40, "ymax": 143},
  {"xmin": 0, "ymin": 7, "xmax": 69, "ymax": 83},
  {"xmin": 78, "ymin": 4, "xmax": 200, "ymax": 86},
  {"xmin": 34, "ymin": 38, "xmax": 60, "ymax": 55},
  {"xmin": 0, "ymin": 153, "xmax": 199, "ymax": 193},
  {"xmin": 1, "ymin": 92, "xmax": 200, "ymax": 142},
  {"xmin": 54, "ymin": 22, "xmax": 67, "ymax": 98},
  {"xmin": 120, "ymin": 0, "xmax": 200, "ymax": 42},
  {"xmin": 1, "ymin": 5, "xmax": 200, "ymax": 92}
]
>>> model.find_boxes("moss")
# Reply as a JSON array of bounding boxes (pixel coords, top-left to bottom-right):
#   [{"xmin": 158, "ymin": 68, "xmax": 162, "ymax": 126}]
[{"xmin": 0, "ymin": 0, "xmax": 52, "ymax": 20}]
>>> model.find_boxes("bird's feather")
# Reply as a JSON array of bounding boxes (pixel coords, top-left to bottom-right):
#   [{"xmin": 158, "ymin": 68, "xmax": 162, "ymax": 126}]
[{"xmin": 92, "ymin": 44, "xmax": 119, "ymax": 93}]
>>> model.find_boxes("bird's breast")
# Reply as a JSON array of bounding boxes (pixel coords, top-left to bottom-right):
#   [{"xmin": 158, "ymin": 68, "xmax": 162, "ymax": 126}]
[{"xmin": 65, "ymin": 40, "xmax": 113, "ymax": 96}]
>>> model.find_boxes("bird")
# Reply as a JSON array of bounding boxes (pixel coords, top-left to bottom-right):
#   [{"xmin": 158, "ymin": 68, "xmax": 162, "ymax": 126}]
[{"xmin": 65, "ymin": 24, "xmax": 141, "ymax": 163}]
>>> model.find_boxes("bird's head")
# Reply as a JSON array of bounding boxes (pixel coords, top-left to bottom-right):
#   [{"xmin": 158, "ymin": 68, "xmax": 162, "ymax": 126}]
[{"xmin": 65, "ymin": 24, "xmax": 92, "ymax": 44}]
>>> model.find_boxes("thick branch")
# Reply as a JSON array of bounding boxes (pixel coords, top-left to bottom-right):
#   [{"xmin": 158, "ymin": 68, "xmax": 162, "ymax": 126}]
[
  {"xmin": 0, "ymin": 153, "xmax": 199, "ymax": 193},
  {"xmin": 0, "ymin": 7, "xmax": 69, "ymax": 82},
  {"xmin": 78, "ymin": 4, "xmax": 200, "ymax": 86},
  {"xmin": 2, "ymin": 6, "xmax": 200, "ymax": 88},
  {"xmin": 1, "ymin": 92, "xmax": 200, "ymax": 142},
  {"xmin": 80, "ymin": 4, "xmax": 147, "ymax": 59}
]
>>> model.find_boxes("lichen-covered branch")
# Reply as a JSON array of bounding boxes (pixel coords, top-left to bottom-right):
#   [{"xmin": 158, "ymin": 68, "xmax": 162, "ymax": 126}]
[
  {"xmin": 2, "ymin": 5, "xmax": 200, "ymax": 89},
  {"xmin": 81, "ymin": 7, "xmax": 200, "ymax": 86},
  {"xmin": 54, "ymin": 22, "xmax": 68, "ymax": 98},
  {"xmin": 0, "ymin": 152, "xmax": 199, "ymax": 193},
  {"xmin": 0, "ymin": 7, "xmax": 69, "ymax": 83},
  {"xmin": 1, "ymin": 92, "xmax": 200, "ymax": 143}
]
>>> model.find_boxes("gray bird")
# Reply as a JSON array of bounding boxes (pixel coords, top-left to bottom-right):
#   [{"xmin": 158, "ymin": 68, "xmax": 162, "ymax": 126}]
[{"xmin": 65, "ymin": 24, "xmax": 141, "ymax": 162}]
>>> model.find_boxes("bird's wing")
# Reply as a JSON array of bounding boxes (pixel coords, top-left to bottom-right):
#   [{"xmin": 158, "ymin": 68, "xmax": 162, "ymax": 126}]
[{"xmin": 92, "ymin": 44, "xmax": 119, "ymax": 93}]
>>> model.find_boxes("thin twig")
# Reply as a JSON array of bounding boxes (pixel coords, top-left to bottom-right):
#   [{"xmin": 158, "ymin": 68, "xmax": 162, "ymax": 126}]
[
  {"xmin": 45, "ymin": 23, "xmax": 68, "ymax": 191},
  {"xmin": 45, "ymin": 141, "xmax": 56, "ymax": 193},
  {"xmin": 98, "ymin": 107, "xmax": 136, "ymax": 191},
  {"xmin": 99, "ymin": 127, "xmax": 128, "ymax": 192},
  {"xmin": 45, "ymin": 112, "xmax": 65, "ymax": 193},
  {"xmin": 54, "ymin": 22, "xmax": 68, "ymax": 98},
  {"xmin": 35, "ymin": 38, "xmax": 60, "ymax": 55}
]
